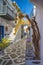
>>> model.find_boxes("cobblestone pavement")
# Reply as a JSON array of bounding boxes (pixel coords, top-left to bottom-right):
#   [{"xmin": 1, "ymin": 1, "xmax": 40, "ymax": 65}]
[{"xmin": 0, "ymin": 38, "xmax": 26, "ymax": 65}]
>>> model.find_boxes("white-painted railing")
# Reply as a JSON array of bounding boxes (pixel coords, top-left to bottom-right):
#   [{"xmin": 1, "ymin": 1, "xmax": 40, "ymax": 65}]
[
  {"xmin": 0, "ymin": 5, "xmax": 7, "ymax": 15},
  {"xmin": 0, "ymin": 5, "xmax": 16, "ymax": 19}
]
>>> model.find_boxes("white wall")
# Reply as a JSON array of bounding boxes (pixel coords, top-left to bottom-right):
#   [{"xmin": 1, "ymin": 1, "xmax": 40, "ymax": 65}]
[
  {"xmin": 36, "ymin": 6, "xmax": 43, "ymax": 60},
  {"xmin": 30, "ymin": 0, "xmax": 43, "ymax": 65},
  {"xmin": 0, "ymin": 17, "xmax": 13, "ymax": 38},
  {"xmin": 0, "ymin": 0, "xmax": 3, "ymax": 5},
  {"xmin": 14, "ymin": 26, "xmax": 21, "ymax": 41}
]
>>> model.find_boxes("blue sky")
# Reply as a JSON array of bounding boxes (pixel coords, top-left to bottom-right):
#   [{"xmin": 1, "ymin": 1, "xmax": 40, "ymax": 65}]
[{"xmin": 11, "ymin": 0, "xmax": 33, "ymax": 16}]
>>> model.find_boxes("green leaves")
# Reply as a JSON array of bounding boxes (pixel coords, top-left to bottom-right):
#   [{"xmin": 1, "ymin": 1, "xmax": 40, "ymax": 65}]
[{"xmin": 0, "ymin": 38, "xmax": 10, "ymax": 50}]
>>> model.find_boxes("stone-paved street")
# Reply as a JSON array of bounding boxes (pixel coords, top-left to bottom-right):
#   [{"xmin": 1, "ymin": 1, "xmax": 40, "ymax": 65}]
[
  {"xmin": 0, "ymin": 38, "xmax": 40, "ymax": 65},
  {"xmin": 0, "ymin": 38, "xmax": 26, "ymax": 65}
]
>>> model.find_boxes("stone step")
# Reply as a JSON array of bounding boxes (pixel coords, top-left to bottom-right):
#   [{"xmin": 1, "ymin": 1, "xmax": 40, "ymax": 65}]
[
  {"xmin": 26, "ymin": 54, "xmax": 34, "ymax": 56},
  {"xmin": 26, "ymin": 51, "xmax": 34, "ymax": 53},
  {"xmin": 26, "ymin": 55, "xmax": 35, "ymax": 57},
  {"xmin": 26, "ymin": 57, "xmax": 33, "ymax": 60},
  {"xmin": 27, "ymin": 48, "xmax": 33, "ymax": 50}
]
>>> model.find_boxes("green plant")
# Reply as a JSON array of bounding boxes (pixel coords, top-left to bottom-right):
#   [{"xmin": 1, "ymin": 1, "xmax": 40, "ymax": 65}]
[{"xmin": 0, "ymin": 38, "xmax": 10, "ymax": 50}]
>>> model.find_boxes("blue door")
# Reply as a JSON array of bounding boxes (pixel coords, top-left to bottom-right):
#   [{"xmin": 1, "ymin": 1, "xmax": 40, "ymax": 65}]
[{"xmin": 0, "ymin": 26, "xmax": 4, "ymax": 42}]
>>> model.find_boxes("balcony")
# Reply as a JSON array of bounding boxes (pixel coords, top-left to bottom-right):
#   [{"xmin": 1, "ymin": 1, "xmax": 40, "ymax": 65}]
[{"xmin": 0, "ymin": 5, "xmax": 16, "ymax": 20}]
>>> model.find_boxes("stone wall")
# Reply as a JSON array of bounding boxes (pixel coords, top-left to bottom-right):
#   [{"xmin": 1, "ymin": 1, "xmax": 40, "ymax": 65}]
[{"xmin": 0, "ymin": 17, "xmax": 13, "ymax": 38}]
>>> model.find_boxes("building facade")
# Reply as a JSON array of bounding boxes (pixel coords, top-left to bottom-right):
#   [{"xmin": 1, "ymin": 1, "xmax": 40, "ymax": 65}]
[
  {"xmin": 30, "ymin": 0, "xmax": 43, "ymax": 65},
  {"xmin": 0, "ymin": 0, "xmax": 17, "ymax": 41}
]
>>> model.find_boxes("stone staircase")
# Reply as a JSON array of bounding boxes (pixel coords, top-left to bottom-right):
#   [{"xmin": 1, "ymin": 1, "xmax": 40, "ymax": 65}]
[{"xmin": 26, "ymin": 41, "xmax": 35, "ymax": 60}]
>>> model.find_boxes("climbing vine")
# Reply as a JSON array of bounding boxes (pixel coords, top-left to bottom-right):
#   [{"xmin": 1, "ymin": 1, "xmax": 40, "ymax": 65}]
[{"xmin": 19, "ymin": 13, "xmax": 40, "ymax": 60}]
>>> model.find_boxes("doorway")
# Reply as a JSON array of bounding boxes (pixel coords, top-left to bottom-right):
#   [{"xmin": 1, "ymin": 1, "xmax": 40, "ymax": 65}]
[{"xmin": 0, "ymin": 26, "xmax": 4, "ymax": 42}]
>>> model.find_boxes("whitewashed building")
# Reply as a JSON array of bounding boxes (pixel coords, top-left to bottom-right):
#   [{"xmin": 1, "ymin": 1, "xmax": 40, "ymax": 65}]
[
  {"xmin": 0, "ymin": 0, "xmax": 17, "ymax": 41},
  {"xmin": 27, "ymin": 0, "xmax": 43, "ymax": 65}
]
